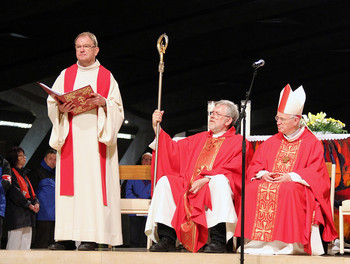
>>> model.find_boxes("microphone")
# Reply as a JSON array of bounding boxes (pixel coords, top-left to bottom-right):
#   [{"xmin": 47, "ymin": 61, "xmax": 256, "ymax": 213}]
[{"xmin": 252, "ymin": 59, "xmax": 265, "ymax": 69}]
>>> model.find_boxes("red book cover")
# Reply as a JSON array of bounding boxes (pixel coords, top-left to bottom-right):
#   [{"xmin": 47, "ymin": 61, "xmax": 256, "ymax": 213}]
[{"xmin": 38, "ymin": 82, "xmax": 97, "ymax": 115}]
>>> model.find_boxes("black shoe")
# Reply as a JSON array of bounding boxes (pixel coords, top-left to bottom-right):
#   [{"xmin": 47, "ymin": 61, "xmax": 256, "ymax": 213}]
[
  {"xmin": 78, "ymin": 242, "xmax": 97, "ymax": 251},
  {"xmin": 48, "ymin": 242, "xmax": 76, "ymax": 250},
  {"xmin": 203, "ymin": 241, "xmax": 226, "ymax": 253},
  {"xmin": 149, "ymin": 237, "xmax": 175, "ymax": 252}
]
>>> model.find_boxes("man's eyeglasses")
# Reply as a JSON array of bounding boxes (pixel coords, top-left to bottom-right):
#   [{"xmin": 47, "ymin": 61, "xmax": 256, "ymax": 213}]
[
  {"xmin": 210, "ymin": 111, "xmax": 231, "ymax": 119},
  {"xmin": 275, "ymin": 115, "xmax": 297, "ymax": 122},
  {"xmin": 75, "ymin": 45, "xmax": 96, "ymax": 50}
]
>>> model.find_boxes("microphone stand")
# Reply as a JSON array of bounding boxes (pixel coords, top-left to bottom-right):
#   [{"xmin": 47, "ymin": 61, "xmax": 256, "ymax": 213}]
[{"xmin": 236, "ymin": 67, "xmax": 259, "ymax": 264}]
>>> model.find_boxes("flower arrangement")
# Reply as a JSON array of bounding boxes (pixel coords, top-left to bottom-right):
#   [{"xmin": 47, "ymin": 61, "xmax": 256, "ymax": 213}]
[{"xmin": 303, "ymin": 112, "xmax": 347, "ymax": 134}]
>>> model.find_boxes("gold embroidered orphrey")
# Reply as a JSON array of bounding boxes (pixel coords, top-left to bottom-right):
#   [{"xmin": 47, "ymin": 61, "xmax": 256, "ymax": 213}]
[
  {"xmin": 251, "ymin": 139, "xmax": 302, "ymax": 241},
  {"xmin": 180, "ymin": 137, "xmax": 225, "ymax": 252}
]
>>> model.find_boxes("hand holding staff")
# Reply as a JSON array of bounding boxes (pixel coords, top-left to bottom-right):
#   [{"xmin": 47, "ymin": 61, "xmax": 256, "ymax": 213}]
[{"xmin": 153, "ymin": 33, "xmax": 168, "ymax": 191}]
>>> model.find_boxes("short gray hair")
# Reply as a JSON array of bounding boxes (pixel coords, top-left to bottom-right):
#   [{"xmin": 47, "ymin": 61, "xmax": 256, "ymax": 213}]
[
  {"xmin": 215, "ymin": 100, "xmax": 239, "ymax": 127},
  {"xmin": 142, "ymin": 152, "xmax": 152, "ymax": 159},
  {"xmin": 74, "ymin": 32, "xmax": 98, "ymax": 47}
]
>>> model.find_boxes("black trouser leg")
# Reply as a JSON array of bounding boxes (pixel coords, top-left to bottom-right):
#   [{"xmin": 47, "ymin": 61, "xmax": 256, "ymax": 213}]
[
  {"xmin": 157, "ymin": 223, "xmax": 177, "ymax": 242},
  {"xmin": 35, "ymin": 220, "xmax": 55, "ymax": 248},
  {"xmin": 129, "ymin": 216, "xmax": 147, "ymax": 247},
  {"xmin": 210, "ymin": 222, "xmax": 226, "ymax": 244}
]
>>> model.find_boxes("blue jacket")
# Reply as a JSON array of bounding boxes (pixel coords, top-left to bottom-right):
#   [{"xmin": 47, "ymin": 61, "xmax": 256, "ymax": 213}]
[
  {"xmin": 125, "ymin": 180, "xmax": 151, "ymax": 199},
  {"xmin": 125, "ymin": 180, "xmax": 151, "ymax": 217},
  {"xmin": 0, "ymin": 157, "xmax": 11, "ymax": 218},
  {"xmin": 30, "ymin": 159, "xmax": 55, "ymax": 221},
  {"xmin": 0, "ymin": 175, "xmax": 5, "ymax": 218},
  {"xmin": 36, "ymin": 177, "xmax": 55, "ymax": 221}
]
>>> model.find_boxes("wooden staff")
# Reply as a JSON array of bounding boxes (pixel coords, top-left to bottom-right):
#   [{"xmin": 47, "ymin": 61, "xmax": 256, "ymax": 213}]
[{"xmin": 153, "ymin": 33, "xmax": 168, "ymax": 191}]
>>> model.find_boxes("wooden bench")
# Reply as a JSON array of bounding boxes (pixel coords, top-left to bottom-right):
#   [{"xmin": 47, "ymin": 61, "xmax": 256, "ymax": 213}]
[{"xmin": 119, "ymin": 165, "xmax": 152, "ymax": 248}]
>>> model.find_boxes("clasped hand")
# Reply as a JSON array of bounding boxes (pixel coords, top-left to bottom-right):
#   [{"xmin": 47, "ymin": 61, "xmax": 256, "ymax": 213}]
[
  {"xmin": 29, "ymin": 203, "xmax": 40, "ymax": 213},
  {"xmin": 261, "ymin": 172, "xmax": 291, "ymax": 183}
]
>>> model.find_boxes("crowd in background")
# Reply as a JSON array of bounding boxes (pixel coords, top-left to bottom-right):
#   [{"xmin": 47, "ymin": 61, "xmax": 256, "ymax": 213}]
[
  {"xmin": 0, "ymin": 147, "xmax": 151, "ymax": 250},
  {"xmin": 0, "ymin": 147, "xmax": 56, "ymax": 249}
]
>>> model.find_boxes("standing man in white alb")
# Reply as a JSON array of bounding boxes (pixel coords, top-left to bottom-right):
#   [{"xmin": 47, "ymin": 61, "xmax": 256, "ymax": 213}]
[{"xmin": 47, "ymin": 32, "xmax": 124, "ymax": 251}]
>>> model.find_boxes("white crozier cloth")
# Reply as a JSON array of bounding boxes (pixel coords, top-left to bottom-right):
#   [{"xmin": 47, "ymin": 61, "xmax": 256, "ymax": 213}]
[
  {"xmin": 244, "ymin": 126, "xmax": 324, "ymax": 255},
  {"xmin": 47, "ymin": 60, "xmax": 124, "ymax": 245},
  {"xmin": 145, "ymin": 131, "xmax": 237, "ymax": 243}
]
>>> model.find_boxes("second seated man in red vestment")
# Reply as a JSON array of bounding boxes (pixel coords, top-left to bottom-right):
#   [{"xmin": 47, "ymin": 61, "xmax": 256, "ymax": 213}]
[
  {"xmin": 235, "ymin": 84, "xmax": 337, "ymax": 255},
  {"xmin": 145, "ymin": 100, "xmax": 252, "ymax": 253}
]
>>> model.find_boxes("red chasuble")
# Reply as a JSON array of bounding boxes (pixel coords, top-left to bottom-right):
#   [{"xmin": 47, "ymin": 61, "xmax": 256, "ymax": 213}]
[
  {"xmin": 60, "ymin": 63, "xmax": 110, "ymax": 205},
  {"xmin": 151, "ymin": 127, "xmax": 252, "ymax": 252},
  {"xmin": 235, "ymin": 128, "xmax": 337, "ymax": 254}
]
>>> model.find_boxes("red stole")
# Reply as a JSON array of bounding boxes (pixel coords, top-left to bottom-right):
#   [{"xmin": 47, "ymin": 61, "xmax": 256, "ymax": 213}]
[
  {"xmin": 12, "ymin": 168, "xmax": 35, "ymax": 199},
  {"xmin": 60, "ymin": 63, "xmax": 110, "ymax": 205},
  {"xmin": 180, "ymin": 137, "xmax": 225, "ymax": 252}
]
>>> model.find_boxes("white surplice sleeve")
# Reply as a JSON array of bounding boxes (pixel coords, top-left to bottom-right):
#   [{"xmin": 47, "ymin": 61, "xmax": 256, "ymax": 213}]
[
  {"xmin": 47, "ymin": 70, "xmax": 70, "ymax": 151},
  {"xmin": 97, "ymin": 73, "xmax": 124, "ymax": 146}
]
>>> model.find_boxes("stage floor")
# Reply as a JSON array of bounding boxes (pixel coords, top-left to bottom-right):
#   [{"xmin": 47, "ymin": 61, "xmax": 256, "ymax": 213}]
[{"xmin": 1, "ymin": 248, "xmax": 349, "ymax": 264}]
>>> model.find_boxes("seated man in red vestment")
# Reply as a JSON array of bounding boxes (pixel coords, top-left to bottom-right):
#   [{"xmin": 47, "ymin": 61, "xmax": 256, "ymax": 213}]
[
  {"xmin": 145, "ymin": 100, "xmax": 251, "ymax": 253},
  {"xmin": 235, "ymin": 84, "xmax": 337, "ymax": 255}
]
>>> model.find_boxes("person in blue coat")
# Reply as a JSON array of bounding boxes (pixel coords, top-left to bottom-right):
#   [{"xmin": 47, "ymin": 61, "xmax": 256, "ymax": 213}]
[
  {"xmin": 29, "ymin": 149, "xmax": 56, "ymax": 248},
  {"xmin": 125, "ymin": 152, "xmax": 152, "ymax": 247},
  {"xmin": 0, "ymin": 155, "xmax": 11, "ymax": 248}
]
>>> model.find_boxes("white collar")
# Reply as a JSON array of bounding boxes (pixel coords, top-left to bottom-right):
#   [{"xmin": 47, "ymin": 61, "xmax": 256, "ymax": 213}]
[
  {"xmin": 284, "ymin": 126, "xmax": 305, "ymax": 142},
  {"xmin": 212, "ymin": 131, "xmax": 226, "ymax": 138},
  {"xmin": 77, "ymin": 59, "xmax": 100, "ymax": 71}
]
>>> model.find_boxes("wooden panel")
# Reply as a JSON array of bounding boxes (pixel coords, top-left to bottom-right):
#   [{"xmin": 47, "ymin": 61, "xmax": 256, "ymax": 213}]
[
  {"xmin": 326, "ymin": 162, "xmax": 332, "ymax": 178},
  {"xmin": 119, "ymin": 165, "xmax": 151, "ymax": 180},
  {"xmin": 342, "ymin": 200, "xmax": 350, "ymax": 211},
  {"xmin": 120, "ymin": 198, "xmax": 151, "ymax": 214}
]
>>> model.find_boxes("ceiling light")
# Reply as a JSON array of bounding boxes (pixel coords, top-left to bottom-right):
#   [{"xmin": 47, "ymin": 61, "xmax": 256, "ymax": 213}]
[
  {"xmin": 0, "ymin": 120, "xmax": 32, "ymax": 129},
  {"xmin": 9, "ymin": 33, "xmax": 29, "ymax": 39},
  {"xmin": 117, "ymin": 133, "xmax": 135, "ymax": 140}
]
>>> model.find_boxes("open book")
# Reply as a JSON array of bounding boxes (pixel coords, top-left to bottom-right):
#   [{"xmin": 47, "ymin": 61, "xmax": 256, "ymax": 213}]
[{"xmin": 38, "ymin": 82, "xmax": 97, "ymax": 115}]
